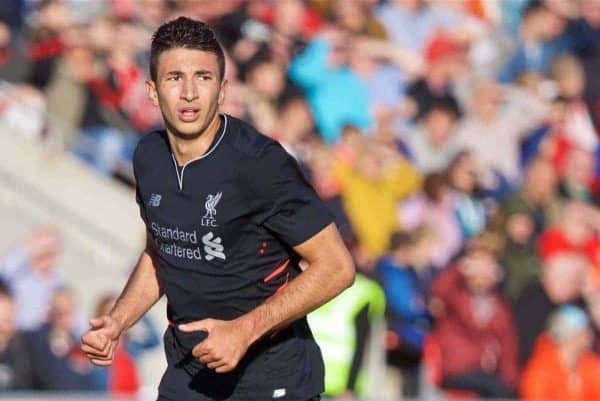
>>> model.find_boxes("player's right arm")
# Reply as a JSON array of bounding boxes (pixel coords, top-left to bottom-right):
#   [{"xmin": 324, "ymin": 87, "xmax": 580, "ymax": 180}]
[{"xmin": 81, "ymin": 234, "xmax": 162, "ymax": 366}]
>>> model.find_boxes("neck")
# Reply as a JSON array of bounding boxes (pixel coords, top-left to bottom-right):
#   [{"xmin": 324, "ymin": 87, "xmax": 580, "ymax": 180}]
[
  {"xmin": 559, "ymin": 346, "xmax": 580, "ymax": 370},
  {"xmin": 169, "ymin": 114, "xmax": 222, "ymax": 165}
]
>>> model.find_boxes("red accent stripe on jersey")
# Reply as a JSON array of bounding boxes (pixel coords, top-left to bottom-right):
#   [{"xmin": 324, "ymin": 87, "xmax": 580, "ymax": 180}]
[{"xmin": 263, "ymin": 259, "xmax": 290, "ymax": 283}]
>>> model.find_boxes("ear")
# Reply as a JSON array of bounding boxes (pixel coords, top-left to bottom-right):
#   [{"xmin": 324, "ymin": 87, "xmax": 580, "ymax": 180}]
[
  {"xmin": 218, "ymin": 79, "xmax": 228, "ymax": 106},
  {"xmin": 145, "ymin": 80, "xmax": 159, "ymax": 107}
]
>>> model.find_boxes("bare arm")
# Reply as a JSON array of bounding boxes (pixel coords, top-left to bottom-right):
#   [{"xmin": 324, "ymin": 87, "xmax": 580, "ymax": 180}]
[
  {"xmin": 110, "ymin": 235, "xmax": 163, "ymax": 331},
  {"xmin": 241, "ymin": 223, "xmax": 355, "ymax": 342},
  {"xmin": 81, "ymin": 234, "xmax": 162, "ymax": 366}
]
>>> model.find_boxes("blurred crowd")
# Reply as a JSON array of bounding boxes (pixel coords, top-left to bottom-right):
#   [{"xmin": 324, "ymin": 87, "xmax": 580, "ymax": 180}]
[
  {"xmin": 0, "ymin": 227, "xmax": 161, "ymax": 394},
  {"xmin": 2, "ymin": 0, "xmax": 600, "ymax": 399}
]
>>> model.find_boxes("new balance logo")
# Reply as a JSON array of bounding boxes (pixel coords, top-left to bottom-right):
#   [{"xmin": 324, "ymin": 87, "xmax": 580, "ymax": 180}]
[
  {"xmin": 272, "ymin": 388, "xmax": 286, "ymax": 398},
  {"xmin": 202, "ymin": 232, "xmax": 225, "ymax": 261},
  {"xmin": 149, "ymin": 193, "xmax": 161, "ymax": 207}
]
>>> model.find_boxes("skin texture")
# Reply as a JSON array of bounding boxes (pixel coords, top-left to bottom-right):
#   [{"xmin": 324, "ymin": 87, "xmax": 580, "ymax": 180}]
[
  {"xmin": 81, "ymin": 47, "xmax": 355, "ymax": 373},
  {"xmin": 146, "ymin": 47, "xmax": 228, "ymax": 165}
]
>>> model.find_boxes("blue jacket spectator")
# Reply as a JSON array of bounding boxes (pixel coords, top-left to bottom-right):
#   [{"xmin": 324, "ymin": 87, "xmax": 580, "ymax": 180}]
[
  {"xmin": 289, "ymin": 35, "xmax": 372, "ymax": 144},
  {"xmin": 376, "ymin": 230, "xmax": 434, "ymax": 350}
]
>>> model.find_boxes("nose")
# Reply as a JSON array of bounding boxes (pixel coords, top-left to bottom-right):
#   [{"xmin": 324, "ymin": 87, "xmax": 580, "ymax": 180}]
[{"xmin": 181, "ymin": 77, "xmax": 198, "ymax": 102}]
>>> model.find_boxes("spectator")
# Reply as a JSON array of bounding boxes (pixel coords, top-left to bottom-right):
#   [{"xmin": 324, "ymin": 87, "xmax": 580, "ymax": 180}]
[
  {"xmin": 376, "ymin": 0, "xmax": 443, "ymax": 53},
  {"xmin": 446, "ymin": 151, "xmax": 487, "ymax": 240},
  {"xmin": 0, "ymin": 281, "xmax": 34, "ymax": 390},
  {"xmin": 304, "ymin": 142, "xmax": 355, "ymax": 244},
  {"xmin": 538, "ymin": 201, "xmax": 600, "ymax": 264},
  {"xmin": 309, "ymin": 270, "xmax": 385, "ymax": 399},
  {"xmin": 559, "ymin": 147, "xmax": 598, "ymax": 205},
  {"xmin": 405, "ymin": 32, "xmax": 463, "ymax": 121},
  {"xmin": 521, "ymin": 305, "xmax": 600, "ymax": 401},
  {"xmin": 43, "ymin": 31, "xmax": 96, "ymax": 147},
  {"xmin": 377, "ymin": 228, "xmax": 434, "ymax": 396},
  {"xmin": 27, "ymin": 287, "xmax": 93, "ymax": 390},
  {"xmin": 0, "ymin": 227, "xmax": 64, "ymax": 331},
  {"xmin": 548, "ymin": 54, "xmax": 598, "ymax": 153},
  {"xmin": 288, "ymin": 28, "xmax": 373, "ymax": 144},
  {"xmin": 348, "ymin": 33, "xmax": 425, "ymax": 120},
  {"xmin": 325, "ymin": 0, "xmax": 387, "ymax": 39},
  {"xmin": 455, "ymin": 80, "xmax": 548, "ymax": 192},
  {"xmin": 499, "ymin": 0, "xmax": 568, "ymax": 82},
  {"xmin": 500, "ymin": 203, "xmax": 540, "ymax": 304},
  {"xmin": 520, "ymin": 95, "xmax": 570, "ymax": 169},
  {"xmin": 404, "ymin": 102, "xmax": 459, "ymax": 174},
  {"xmin": 242, "ymin": 57, "xmax": 291, "ymax": 135},
  {"xmin": 399, "ymin": 172, "xmax": 463, "ymax": 269},
  {"xmin": 72, "ymin": 18, "xmax": 160, "ymax": 177},
  {"xmin": 577, "ymin": 0, "xmax": 600, "ymax": 131},
  {"xmin": 271, "ymin": 96, "xmax": 316, "ymax": 159},
  {"xmin": 502, "ymin": 157, "xmax": 560, "ymax": 237},
  {"xmin": 430, "ymin": 235, "xmax": 518, "ymax": 398},
  {"xmin": 515, "ymin": 251, "xmax": 588, "ymax": 366},
  {"xmin": 26, "ymin": 0, "xmax": 72, "ymax": 90},
  {"xmin": 333, "ymin": 141, "xmax": 421, "ymax": 258},
  {"xmin": 0, "ymin": 81, "xmax": 47, "ymax": 140}
]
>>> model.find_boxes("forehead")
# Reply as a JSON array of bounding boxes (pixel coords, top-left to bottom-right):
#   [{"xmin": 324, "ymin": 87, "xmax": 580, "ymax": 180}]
[{"xmin": 156, "ymin": 47, "xmax": 220, "ymax": 76}]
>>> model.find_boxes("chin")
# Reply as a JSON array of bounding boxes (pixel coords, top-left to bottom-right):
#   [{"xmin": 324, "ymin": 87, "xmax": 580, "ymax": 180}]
[{"xmin": 172, "ymin": 123, "xmax": 206, "ymax": 138}]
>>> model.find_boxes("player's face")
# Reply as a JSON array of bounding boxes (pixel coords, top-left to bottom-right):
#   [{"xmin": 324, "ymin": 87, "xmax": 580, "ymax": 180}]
[{"xmin": 146, "ymin": 47, "xmax": 227, "ymax": 139}]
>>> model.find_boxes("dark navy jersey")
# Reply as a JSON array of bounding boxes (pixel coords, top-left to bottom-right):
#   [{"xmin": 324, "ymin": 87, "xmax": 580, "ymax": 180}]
[{"xmin": 133, "ymin": 114, "xmax": 333, "ymax": 400}]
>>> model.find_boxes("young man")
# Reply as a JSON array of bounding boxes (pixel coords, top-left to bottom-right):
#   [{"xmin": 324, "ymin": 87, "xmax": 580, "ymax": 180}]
[{"xmin": 80, "ymin": 17, "xmax": 355, "ymax": 401}]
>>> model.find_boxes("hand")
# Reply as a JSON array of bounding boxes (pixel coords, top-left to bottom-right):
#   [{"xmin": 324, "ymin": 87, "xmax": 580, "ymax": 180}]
[
  {"xmin": 80, "ymin": 315, "xmax": 122, "ymax": 366},
  {"xmin": 179, "ymin": 318, "xmax": 254, "ymax": 373}
]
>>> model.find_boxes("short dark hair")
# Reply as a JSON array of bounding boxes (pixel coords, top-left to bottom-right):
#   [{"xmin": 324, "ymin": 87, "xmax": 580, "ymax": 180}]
[{"xmin": 150, "ymin": 16, "xmax": 225, "ymax": 82}]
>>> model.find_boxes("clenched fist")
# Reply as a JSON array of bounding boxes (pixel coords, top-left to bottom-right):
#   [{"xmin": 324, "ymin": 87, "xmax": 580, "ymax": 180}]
[{"xmin": 80, "ymin": 315, "xmax": 123, "ymax": 366}]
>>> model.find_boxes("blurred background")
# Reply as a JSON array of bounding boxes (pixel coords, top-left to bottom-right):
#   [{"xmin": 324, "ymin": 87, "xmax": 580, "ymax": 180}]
[{"xmin": 2, "ymin": 0, "xmax": 600, "ymax": 400}]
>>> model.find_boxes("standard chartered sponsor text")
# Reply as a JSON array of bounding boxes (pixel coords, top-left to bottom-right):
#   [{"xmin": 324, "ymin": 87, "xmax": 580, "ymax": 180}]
[
  {"xmin": 151, "ymin": 222, "xmax": 198, "ymax": 244},
  {"xmin": 151, "ymin": 222, "xmax": 225, "ymax": 261},
  {"xmin": 158, "ymin": 240, "xmax": 203, "ymax": 260}
]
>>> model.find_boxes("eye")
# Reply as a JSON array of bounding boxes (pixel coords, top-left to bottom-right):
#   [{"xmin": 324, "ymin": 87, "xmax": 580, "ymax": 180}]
[
  {"xmin": 198, "ymin": 75, "xmax": 211, "ymax": 81},
  {"xmin": 166, "ymin": 75, "xmax": 181, "ymax": 81}
]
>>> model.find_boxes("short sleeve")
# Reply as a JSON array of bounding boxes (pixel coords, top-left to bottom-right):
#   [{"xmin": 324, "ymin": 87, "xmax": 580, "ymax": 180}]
[
  {"xmin": 132, "ymin": 147, "xmax": 148, "ymax": 225},
  {"xmin": 247, "ymin": 142, "xmax": 334, "ymax": 246}
]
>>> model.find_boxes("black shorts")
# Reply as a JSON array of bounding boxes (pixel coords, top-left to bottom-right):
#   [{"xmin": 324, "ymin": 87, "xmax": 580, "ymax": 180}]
[
  {"xmin": 157, "ymin": 396, "xmax": 320, "ymax": 401},
  {"xmin": 157, "ymin": 390, "xmax": 321, "ymax": 401},
  {"xmin": 156, "ymin": 363, "xmax": 322, "ymax": 401},
  {"xmin": 157, "ymin": 325, "xmax": 324, "ymax": 401}
]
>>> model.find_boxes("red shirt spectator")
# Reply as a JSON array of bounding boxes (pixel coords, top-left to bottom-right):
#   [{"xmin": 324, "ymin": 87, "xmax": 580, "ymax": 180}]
[{"xmin": 430, "ymin": 246, "xmax": 519, "ymax": 396}]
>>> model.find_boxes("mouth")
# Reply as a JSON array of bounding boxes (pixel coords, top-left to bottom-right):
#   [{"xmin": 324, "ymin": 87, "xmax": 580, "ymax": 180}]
[{"xmin": 177, "ymin": 107, "xmax": 200, "ymax": 122}]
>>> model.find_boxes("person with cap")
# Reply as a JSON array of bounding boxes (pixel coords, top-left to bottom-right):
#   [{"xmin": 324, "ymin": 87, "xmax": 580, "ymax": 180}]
[{"xmin": 520, "ymin": 305, "xmax": 600, "ymax": 401}]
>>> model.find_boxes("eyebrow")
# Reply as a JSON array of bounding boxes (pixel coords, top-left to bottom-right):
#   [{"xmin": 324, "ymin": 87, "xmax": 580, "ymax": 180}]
[{"xmin": 164, "ymin": 70, "xmax": 214, "ymax": 76}]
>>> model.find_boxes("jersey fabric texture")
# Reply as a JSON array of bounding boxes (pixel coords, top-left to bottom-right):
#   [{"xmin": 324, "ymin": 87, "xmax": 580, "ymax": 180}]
[{"xmin": 133, "ymin": 114, "xmax": 333, "ymax": 401}]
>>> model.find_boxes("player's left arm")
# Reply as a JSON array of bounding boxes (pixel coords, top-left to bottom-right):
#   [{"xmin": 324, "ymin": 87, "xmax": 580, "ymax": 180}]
[
  {"xmin": 245, "ymin": 222, "xmax": 355, "ymax": 335},
  {"xmin": 179, "ymin": 222, "xmax": 355, "ymax": 373}
]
